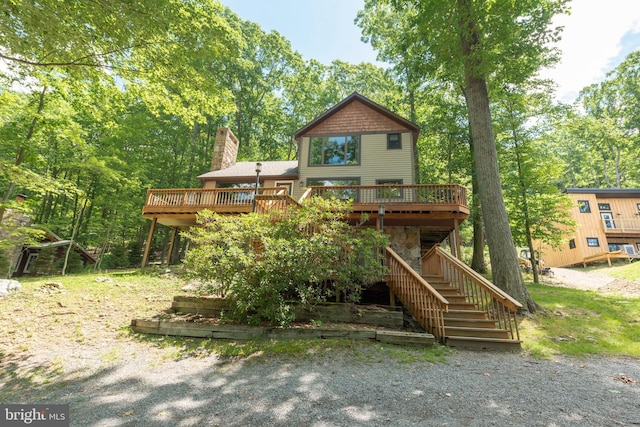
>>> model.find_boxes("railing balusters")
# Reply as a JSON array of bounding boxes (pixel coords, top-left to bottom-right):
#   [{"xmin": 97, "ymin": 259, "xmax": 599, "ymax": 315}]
[{"xmin": 425, "ymin": 246, "xmax": 522, "ymax": 342}]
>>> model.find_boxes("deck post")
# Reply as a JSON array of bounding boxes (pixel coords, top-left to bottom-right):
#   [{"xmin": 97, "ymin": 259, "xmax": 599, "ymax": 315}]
[
  {"xmin": 453, "ymin": 218, "xmax": 461, "ymax": 259},
  {"xmin": 166, "ymin": 226, "xmax": 179, "ymax": 265},
  {"xmin": 141, "ymin": 217, "xmax": 157, "ymax": 268}
]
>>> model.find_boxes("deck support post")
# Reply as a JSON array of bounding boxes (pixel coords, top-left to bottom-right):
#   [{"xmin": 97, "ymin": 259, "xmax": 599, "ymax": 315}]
[
  {"xmin": 142, "ymin": 217, "xmax": 157, "ymax": 268},
  {"xmin": 389, "ymin": 288, "xmax": 396, "ymax": 307},
  {"xmin": 166, "ymin": 226, "xmax": 179, "ymax": 265},
  {"xmin": 453, "ymin": 218, "xmax": 461, "ymax": 259}
]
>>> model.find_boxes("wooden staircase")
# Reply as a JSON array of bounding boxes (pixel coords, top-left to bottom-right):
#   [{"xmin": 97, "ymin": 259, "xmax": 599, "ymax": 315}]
[
  {"xmin": 424, "ymin": 275, "xmax": 521, "ymax": 350},
  {"xmin": 385, "ymin": 246, "xmax": 522, "ymax": 351}
]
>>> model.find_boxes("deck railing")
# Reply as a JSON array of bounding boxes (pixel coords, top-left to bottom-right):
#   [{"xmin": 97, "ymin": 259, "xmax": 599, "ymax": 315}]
[
  {"xmin": 144, "ymin": 187, "xmax": 297, "ymax": 213},
  {"xmin": 309, "ymin": 184, "xmax": 467, "ymax": 207},
  {"xmin": 385, "ymin": 246, "xmax": 448, "ymax": 342},
  {"xmin": 600, "ymin": 218, "xmax": 640, "ymax": 234},
  {"xmin": 423, "ymin": 246, "xmax": 522, "ymax": 341}
]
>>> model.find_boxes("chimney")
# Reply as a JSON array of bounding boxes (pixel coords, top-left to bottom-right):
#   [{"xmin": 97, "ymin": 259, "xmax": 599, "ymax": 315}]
[{"xmin": 210, "ymin": 128, "xmax": 239, "ymax": 171}]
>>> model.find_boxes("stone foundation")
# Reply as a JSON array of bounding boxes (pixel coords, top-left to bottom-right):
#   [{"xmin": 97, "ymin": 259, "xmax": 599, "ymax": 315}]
[{"xmin": 387, "ymin": 226, "xmax": 421, "ymax": 273}]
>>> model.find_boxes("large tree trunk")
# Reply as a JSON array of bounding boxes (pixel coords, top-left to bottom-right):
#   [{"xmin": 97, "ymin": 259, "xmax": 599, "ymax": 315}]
[
  {"xmin": 470, "ymin": 144, "xmax": 486, "ymax": 274},
  {"xmin": 458, "ymin": 0, "xmax": 536, "ymax": 312}
]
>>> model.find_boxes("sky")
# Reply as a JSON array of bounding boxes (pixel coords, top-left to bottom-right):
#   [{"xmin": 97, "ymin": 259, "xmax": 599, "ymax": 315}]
[{"xmin": 221, "ymin": 0, "xmax": 640, "ymax": 103}]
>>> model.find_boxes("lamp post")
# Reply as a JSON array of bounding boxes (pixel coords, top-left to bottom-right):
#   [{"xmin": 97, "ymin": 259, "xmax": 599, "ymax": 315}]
[
  {"xmin": 252, "ymin": 162, "xmax": 262, "ymax": 212},
  {"xmin": 378, "ymin": 204, "xmax": 385, "ymax": 232}
]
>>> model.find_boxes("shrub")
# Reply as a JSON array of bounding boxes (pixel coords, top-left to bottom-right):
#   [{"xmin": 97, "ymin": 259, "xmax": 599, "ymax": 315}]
[
  {"xmin": 183, "ymin": 197, "xmax": 388, "ymax": 326},
  {"xmin": 101, "ymin": 245, "xmax": 129, "ymax": 269}
]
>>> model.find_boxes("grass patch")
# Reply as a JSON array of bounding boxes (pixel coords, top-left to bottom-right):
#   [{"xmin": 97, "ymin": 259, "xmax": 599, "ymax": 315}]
[
  {"xmin": 603, "ymin": 259, "xmax": 640, "ymax": 281},
  {"xmin": 521, "ymin": 283, "xmax": 640, "ymax": 358}
]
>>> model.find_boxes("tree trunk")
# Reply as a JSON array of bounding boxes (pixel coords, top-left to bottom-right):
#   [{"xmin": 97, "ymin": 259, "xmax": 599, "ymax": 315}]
[
  {"xmin": 458, "ymin": 0, "xmax": 536, "ymax": 312},
  {"xmin": 470, "ymin": 143, "xmax": 486, "ymax": 273}
]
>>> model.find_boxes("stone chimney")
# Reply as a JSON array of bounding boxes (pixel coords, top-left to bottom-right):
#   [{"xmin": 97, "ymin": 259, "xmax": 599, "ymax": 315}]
[{"xmin": 210, "ymin": 127, "xmax": 239, "ymax": 171}]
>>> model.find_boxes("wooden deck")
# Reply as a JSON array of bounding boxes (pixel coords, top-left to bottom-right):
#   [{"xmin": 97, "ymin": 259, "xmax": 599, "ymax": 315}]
[{"xmin": 142, "ymin": 184, "xmax": 470, "ymax": 228}]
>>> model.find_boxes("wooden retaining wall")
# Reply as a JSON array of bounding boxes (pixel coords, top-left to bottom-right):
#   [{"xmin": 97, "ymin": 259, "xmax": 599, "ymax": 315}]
[
  {"xmin": 171, "ymin": 296, "xmax": 404, "ymax": 329},
  {"xmin": 131, "ymin": 296, "xmax": 435, "ymax": 346},
  {"xmin": 130, "ymin": 319, "xmax": 435, "ymax": 346}
]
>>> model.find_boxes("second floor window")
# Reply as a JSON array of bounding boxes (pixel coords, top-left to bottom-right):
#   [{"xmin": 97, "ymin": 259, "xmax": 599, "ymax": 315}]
[
  {"xmin": 387, "ymin": 133, "xmax": 401, "ymax": 149},
  {"xmin": 578, "ymin": 200, "xmax": 591, "ymax": 213},
  {"xmin": 310, "ymin": 136, "xmax": 360, "ymax": 166}
]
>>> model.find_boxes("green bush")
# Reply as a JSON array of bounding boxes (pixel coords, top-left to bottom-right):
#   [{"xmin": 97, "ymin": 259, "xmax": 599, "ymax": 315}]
[
  {"xmin": 32, "ymin": 246, "xmax": 58, "ymax": 275},
  {"xmin": 102, "ymin": 245, "xmax": 129, "ymax": 269},
  {"xmin": 57, "ymin": 249, "xmax": 84, "ymax": 274},
  {"xmin": 183, "ymin": 197, "xmax": 388, "ymax": 326}
]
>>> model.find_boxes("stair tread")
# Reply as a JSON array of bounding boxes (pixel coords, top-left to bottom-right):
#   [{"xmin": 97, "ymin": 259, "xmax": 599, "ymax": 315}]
[
  {"xmin": 445, "ymin": 326, "xmax": 508, "ymax": 332},
  {"xmin": 446, "ymin": 336, "xmax": 521, "ymax": 343},
  {"xmin": 446, "ymin": 309, "xmax": 487, "ymax": 315}
]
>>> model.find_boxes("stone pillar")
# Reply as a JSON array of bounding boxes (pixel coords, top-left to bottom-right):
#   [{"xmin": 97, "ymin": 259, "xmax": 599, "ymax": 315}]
[
  {"xmin": 210, "ymin": 128, "xmax": 239, "ymax": 171},
  {"xmin": 387, "ymin": 226, "xmax": 421, "ymax": 273}
]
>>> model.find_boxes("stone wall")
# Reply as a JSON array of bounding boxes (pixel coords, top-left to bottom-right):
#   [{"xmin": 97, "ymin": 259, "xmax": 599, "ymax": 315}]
[{"xmin": 386, "ymin": 226, "xmax": 421, "ymax": 273}]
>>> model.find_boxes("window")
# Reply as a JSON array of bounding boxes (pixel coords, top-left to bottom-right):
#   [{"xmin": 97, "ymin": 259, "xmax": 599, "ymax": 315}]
[
  {"xmin": 24, "ymin": 253, "xmax": 38, "ymax": 273},
  {"xmin": 608, "ymin": 243, "xmax": 624, "ymax": 252},
  {"xmin": 601, "ymin": 212, "xmax": 615, "ymax": 229},
  {"xmin": 586, "ymin": 237, "xmax": 600, "ymax": 247},
  {"xmin": 387, "ymin": 133, "xmax": 401, "ymax": 149},
  {"xmin": 569, "ymin": 239, "xmax": 576, "ymax": 249},
  {"xmin": 309, "ymin": 136, "xmax": 360, "ymax": 166},
  {"xmin": 307, "ymin": 178, "xmax": 360, "ymax": 201},
  {"xmin": 637, "ymin": 203, "xmax": 640, "ymax": 211},
  {"xmin": 598, "ymin": 203, "xmax": 611, "ymax": 210},
  {"xmin": 376, "ymin": 179, "xmax": 403, "ymax": 199},
  {"xmin": 578, "ymin": 200, "xmax": 591, "ymax": 213}
]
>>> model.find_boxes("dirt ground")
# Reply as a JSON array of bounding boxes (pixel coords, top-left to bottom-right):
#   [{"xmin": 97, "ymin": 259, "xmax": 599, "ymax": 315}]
[{"xmin": 542, "ymin": 266, "xmax": 640, "ymax": 296}]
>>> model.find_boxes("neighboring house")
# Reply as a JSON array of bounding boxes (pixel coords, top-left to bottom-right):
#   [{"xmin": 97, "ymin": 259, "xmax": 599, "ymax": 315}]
[
  {"xmin": 541, "ymin": 188, "xmax": 640, "ymax": 267},
  {"xmin": 12, "ymin": 227, "xmax": 96, "ymax": 277},
  {"xmin": 141, "ymin": 93, "xmax": 523, "ymax": 349}
]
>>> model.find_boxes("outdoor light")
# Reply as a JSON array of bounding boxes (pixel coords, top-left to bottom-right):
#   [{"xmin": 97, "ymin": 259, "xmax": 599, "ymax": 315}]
[
  {"xmin": 378, "ymin": 204, "xmax": 385, "ymax": 232},
  {"xmin": 252, "ymin": 163, "xmax": 262, "ymax": 212}
]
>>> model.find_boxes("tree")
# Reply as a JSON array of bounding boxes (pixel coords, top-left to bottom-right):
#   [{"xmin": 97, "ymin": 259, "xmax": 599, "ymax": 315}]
[
  {"xmin": 494, "ymin": 88, "xmax": 575, "ymax": 283},
  {"xmin": 183, "ymin": 198, "xmax": 388, "ymax": 326},
  {"xmin": 358, "ymin": 0, "xmax": 569, "ymax": 311}
]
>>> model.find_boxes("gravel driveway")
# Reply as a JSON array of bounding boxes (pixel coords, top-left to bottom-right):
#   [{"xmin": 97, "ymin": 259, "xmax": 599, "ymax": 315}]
[
  {"xmin": 3, "ymin": 270, "xmax": 639, "ymax": 427},
  {"xmin": 4, "ymin": 343, "xmax": 638, "ymax": 427}
]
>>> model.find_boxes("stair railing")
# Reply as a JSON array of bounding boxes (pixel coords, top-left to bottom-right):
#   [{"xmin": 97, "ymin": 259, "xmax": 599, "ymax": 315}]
[
  {"xmin": 385, "ymin": 246, "xmax": 449, "ymax": 342},
  {"xmin": 424, "ymin": 246, "xmax": 522, "ymax": 341}
]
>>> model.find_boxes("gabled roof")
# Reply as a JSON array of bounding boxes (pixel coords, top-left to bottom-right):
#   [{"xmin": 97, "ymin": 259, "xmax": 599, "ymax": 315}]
[
  {"xmin": 26, "ymin": 225, "xmax": 96, "ymax": 263},
  {"xmin": 293, "ymin": 92, "xmax": 420, "ymax": 142},
  {"xmin": 198, "ymin": 160, "xmax": 298, "ymax": 182},
  {"xmin": 566, "ymin": 188, "xmax": 640, "ymax": 199}
]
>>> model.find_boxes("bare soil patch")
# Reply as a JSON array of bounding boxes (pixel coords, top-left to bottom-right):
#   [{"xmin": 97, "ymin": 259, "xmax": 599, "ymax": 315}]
[{"xmin": 545, "ymin": 266, "xmax": 640, "ymax": 296}]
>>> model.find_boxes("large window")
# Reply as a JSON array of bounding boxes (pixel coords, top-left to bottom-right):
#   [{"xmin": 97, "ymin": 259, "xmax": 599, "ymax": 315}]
[
  {"xmin": 578, "ymin": 200, "xmax": 591, "ymax": 213},
  {"xmin": 309, "ymin": 136, "xmax": 360, "ymax": 166},
  {"xmin": 307, "ymin": 178, "xmax": 360, "ymax": 201}
]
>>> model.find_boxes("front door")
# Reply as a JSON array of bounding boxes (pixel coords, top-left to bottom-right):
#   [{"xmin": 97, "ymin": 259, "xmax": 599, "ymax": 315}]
[
  {"xmin": 275, "ymin": 181, "xmax": 293, "ymax": 196},
  {"xmin": 601, "ymin": 212, "xmax": 615, "ymax": 229}
]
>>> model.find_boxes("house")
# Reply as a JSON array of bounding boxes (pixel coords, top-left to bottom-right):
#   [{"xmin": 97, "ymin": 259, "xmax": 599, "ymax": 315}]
[
  {"xmin": 541, "ymin": 188, "xmax": 640, "ymax": 267},
  {"xmin": 141, "ymin": 92, "xmax": 522, "ymax": 349},
  {"xmin": 11, "ymin": 227, "xmax": 96, "ymax": 277}
]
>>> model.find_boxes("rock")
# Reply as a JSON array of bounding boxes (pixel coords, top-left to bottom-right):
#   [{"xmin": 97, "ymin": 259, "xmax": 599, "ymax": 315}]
[
  {"xmin": 0, "ymin": 279, "xmax": 22, "ymax": 297},
  {"xmin": 44, "ymin": 281, "xmax": 63, "ymax": 289}
]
